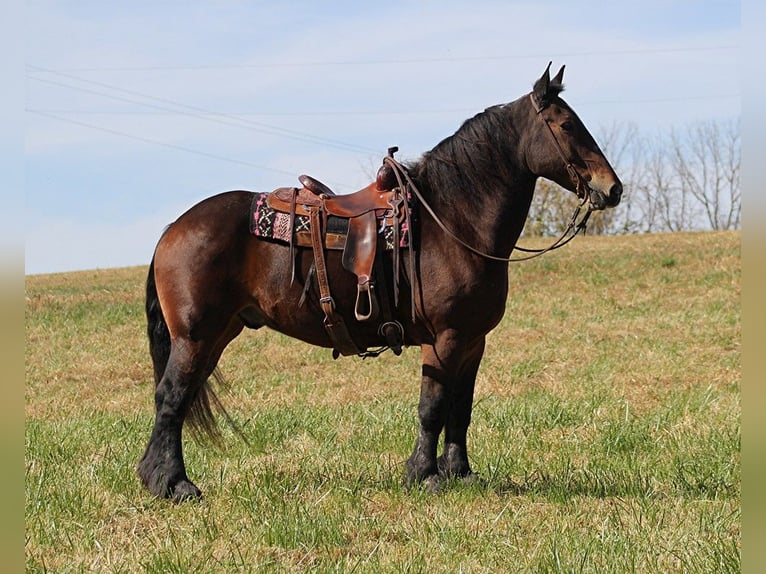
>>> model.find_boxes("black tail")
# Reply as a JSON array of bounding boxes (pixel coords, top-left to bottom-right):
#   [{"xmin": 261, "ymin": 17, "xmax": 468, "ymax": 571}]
[
  {"xmin": 146, "ymin": 257, "xmax": 171, "ymax": 386},
  {"xmin": 145, "ymin": 256, "xmax": 245, "ymax": 445}
]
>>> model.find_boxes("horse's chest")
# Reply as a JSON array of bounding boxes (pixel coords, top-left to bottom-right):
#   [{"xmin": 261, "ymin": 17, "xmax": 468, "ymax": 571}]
[{"xmin": 421, "ymin": 269, "xmax": 508, "ymax": 332}]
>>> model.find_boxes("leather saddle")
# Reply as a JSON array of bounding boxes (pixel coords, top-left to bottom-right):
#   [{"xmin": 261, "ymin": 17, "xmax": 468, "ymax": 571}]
[{"xmin": 264, "ymin": 149, "xmax": 410, "ymax": 358}]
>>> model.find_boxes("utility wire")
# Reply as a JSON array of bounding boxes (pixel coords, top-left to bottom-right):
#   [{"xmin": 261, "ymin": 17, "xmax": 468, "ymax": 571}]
[
  {"xmin": 27, "ymin": 92, "xmax": 741, "ymax": 118},
  {"xmin": 26, "ymin": 65, "xmax": 381, "ymax": 155},
  {"xmin": 27, "ymin": 64, "xmax": 739, "ymax": 122},
  {"xmin": 36, "ymin": 45, "xmax": 739, "ymax": 72},
  {"xmin": 26, "ymin": 55, "xmax": 740, "ymax": 185},
  {"xmin": 27, "ymin": 109, "xmax": 337, "ymax": 182}
]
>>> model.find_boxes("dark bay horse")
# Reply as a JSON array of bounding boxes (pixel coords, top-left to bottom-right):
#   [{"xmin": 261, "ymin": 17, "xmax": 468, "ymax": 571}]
[{"xmin": 138, "ymin": 63, "xmax": 622, "ymax": 501}]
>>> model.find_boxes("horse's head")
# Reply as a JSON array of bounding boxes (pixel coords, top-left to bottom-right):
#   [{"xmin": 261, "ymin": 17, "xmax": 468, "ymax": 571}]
[{"xmin": 525, "ymin": 63, "xmax": 622, "ymax": 211}]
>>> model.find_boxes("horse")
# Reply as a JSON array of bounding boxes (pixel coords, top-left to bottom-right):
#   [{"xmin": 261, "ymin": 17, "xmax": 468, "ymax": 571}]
[{"xmin": 137, "ymin": 63, "xmax": 622, "ymax": 501}]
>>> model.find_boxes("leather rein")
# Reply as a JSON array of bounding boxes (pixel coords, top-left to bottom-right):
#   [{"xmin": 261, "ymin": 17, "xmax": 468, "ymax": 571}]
[{"xmin": 385, "ymin": 93, "xmax": 595, "ymax": 264}]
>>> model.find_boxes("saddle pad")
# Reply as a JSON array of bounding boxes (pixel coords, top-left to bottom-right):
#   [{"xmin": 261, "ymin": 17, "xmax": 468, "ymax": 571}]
[{"xmin": 249, "ymin": 192, "xmax": 410, "ymax": 250}]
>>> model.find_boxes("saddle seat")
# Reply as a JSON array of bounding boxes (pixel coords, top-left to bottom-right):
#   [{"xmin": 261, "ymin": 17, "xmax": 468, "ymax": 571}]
[{"xmin": 267, "ymin": 176, "xmax": 398, "ymax": 218}]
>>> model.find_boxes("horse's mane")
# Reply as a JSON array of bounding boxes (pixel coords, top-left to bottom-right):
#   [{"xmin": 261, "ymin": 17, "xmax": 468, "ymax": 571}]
[{"xmin": 409, "ymin": 99, "xmax": 529, "ymax": 209}]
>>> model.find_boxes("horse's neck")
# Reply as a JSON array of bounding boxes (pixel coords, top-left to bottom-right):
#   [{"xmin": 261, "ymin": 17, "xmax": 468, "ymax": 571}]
[
  {"xmin": 413, "ymin": 99, "xmax": 537, "ymax": 260},
  {"xmin": 423, "ymin": 183, "xmax": 535, "ymax": 264},
  {"xmin": 414, "ymin": 162, "xmax": 537, "ymax": 262}
]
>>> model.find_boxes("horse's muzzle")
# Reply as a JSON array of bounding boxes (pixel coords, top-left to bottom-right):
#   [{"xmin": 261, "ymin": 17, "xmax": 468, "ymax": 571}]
[{"xmin": 588, "ymin": 182, "xmax": 622, "ymax": 210}]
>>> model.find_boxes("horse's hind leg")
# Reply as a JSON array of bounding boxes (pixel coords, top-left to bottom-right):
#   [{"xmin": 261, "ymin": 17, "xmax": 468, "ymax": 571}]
[
  {"xmin": 138, "ymin": 312, "xmax": 244, "ymax": 502},
  {"xmin": 137, "ymin": 339, "xmax": 214, "ymax": 501}
]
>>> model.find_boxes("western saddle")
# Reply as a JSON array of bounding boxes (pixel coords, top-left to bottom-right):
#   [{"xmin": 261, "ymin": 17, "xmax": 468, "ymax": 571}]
[{"xmin": 264, "ymin": 148, "xmax": 414, "ymax": 358}]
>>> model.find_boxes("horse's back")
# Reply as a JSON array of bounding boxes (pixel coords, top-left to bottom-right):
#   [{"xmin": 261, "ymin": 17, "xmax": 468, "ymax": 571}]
[
  {"xmin": 166, "ymin": 190, "xmax": 254, "ymax": 238},
  {"xmin": 155, "ymin": 191, "xmax": 257, "ymax": 283}
]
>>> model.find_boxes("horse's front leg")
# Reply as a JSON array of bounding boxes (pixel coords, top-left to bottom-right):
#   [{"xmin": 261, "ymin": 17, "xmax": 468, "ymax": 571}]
[
  {"xmin": 438, "ymin": 337, "xmax": 485, "ymax": 480},
  {"xmin": 406, "ymin": 333, "xmax": 485, "ymax": 488}
]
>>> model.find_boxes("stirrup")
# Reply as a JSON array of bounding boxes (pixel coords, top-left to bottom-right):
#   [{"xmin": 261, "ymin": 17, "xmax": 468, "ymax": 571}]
[
  {"xmin": 379, "ymin": 321, "xmax": 404, "ymax": 356},
  {"xmin": 354, "ymin": 281, "xmax": 379, "ymax": 322}
]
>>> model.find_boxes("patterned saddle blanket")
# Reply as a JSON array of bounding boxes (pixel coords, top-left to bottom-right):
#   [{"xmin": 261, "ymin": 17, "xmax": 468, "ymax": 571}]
[{"xmin": 250, "ymin": 191, "xmax": 411, "ymax": 250}]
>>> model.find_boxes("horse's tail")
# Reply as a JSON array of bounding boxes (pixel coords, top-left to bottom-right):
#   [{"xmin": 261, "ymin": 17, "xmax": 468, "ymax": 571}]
[
  {"xmin": 145, "ymin": 255, "xmax": 245, "ymax": 445},
  {"xmin": 146, "ymin": 256, "xmax": 170, "ymax": 386}
]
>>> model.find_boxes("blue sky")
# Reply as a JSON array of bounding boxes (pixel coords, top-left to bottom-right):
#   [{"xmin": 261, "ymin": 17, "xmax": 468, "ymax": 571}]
[{"xmin": 24, "ymin": 0, "xmax": 741, "ymax": 274}]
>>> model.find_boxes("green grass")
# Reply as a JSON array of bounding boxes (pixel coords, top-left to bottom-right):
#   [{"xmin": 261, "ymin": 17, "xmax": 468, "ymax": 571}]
[{"xmin": 25, "ymin": 231, "xmax": 740, "ymax": 573}]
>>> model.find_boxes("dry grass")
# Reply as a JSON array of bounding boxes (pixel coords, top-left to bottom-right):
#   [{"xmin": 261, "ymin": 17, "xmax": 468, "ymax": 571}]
[{"xmin": 25, "ymin": 231, "xmax": 740, "ymax": 573}]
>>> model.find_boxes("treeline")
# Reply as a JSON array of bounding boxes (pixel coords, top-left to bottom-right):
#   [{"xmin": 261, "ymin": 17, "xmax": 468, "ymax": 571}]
[{"xmin": 525, "ymin": 118, "xmax": 741, "ymax": 236}]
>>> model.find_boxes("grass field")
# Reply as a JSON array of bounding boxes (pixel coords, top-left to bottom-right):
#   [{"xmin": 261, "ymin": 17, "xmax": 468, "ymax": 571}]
[{"xmin": 25, "ymin": 231, "xmax": 740, "ymax": 573}]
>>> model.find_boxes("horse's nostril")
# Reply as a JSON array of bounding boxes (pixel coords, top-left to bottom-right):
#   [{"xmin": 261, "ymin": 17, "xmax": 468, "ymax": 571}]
[{"xmin": 610, "ymin": 182, "xmax": 623, "ymax": 199}]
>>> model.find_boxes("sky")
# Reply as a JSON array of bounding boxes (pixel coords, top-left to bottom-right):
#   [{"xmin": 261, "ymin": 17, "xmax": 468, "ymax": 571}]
[{"xmin": 23, "ymin": 0, "xmax": 742, "ymax": 275}]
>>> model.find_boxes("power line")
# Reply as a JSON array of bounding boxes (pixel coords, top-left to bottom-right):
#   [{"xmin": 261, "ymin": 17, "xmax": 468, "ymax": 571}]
[
  {"xmin": 27, "ymin": 109, "xmax": 352, "ymax": 186},
  {"xmin": 23, "ymin": 107, "xmax": 478, "ymax": 117},
  {"xmin": 26, "ymin": 58, "xmax": 740, "ymax": 183},
  {"xmin": 27, "ymin": 91, "xmax": 741, "ymax": 119},
  {"xmin": 26, "ymin": 64, "xmax": 740, "ymax": 121},
  {"xmin": 34, "ymin": 45, "xmax": 739, "ymax": 73},
  {"xmin": 574, "ymin": 93, "xmax": 740, "ymax": 107},
  {"xmin": 26, "ymin": 62, "xmax": 740, "ymax": 123},
  {"xmin": 26, "ymin": 65, "xmax": 381, "ymax": 155}
]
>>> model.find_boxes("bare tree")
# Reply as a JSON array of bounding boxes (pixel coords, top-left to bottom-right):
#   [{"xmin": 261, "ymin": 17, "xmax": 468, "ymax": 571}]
[
  {"xmin": 524, "ymin": 179, "xmax": 578, "ymax": 237},
  {"xmin": 670, "ymin": 119, "xmax": 741, "ymax": 231},
  {"xmin": 594, "ymin": 121, "xmax": 647, "ymax": 234},
  {"xmin": 508, "ymin": 118, "xmax": 740, "ymax": 237},
  {"xmin": 639, "ymin": 132, "xmax": 698, "ymax": 232}
]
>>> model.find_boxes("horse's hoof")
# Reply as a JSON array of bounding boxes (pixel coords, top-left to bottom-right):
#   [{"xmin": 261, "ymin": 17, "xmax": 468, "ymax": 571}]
[
  {"xmin": 460, "ymin": 472, "xmax": 487, "ymax": 488},
  {"xmin": 408, "ymin": 472, "xmax": 486, "ymax": 494},
  {"xmin": 171, "ymin": 480, "xmax": 203, "ymax": 503},
  {"xmin": 423, "ymin": 475, "xmax": 442, "ymax": 493},
  {"xmin": 403, "ymin": 472, "xmax": 443, "ymax": 493}
]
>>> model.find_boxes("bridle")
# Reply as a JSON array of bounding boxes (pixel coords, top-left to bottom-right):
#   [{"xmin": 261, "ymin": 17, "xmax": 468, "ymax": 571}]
[
  {"xmin": 385, "ymin": 93, "xmax": 595, "ymax": 264},
  {"xmin": 508, "ymin": 94, "xmax": 595, "ymax": 260},
  {"xmin": 528, "ymin": 93, "xmax": 593, "ymax": 203}
]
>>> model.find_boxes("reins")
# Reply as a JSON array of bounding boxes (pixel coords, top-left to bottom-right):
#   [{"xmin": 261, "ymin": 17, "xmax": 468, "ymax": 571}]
[{"xmin": 383, "ymin": 94, "xmax": 595, "ymax": 264}]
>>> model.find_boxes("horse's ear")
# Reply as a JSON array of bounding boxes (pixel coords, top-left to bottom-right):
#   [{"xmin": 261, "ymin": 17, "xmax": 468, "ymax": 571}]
[
  {"xmin": 552, "ymin": 64, "xmax": 565, "ymax": 87},
  {"xmin": 532, "ymin": 61, "xmax": 552, "ymax": 105}
]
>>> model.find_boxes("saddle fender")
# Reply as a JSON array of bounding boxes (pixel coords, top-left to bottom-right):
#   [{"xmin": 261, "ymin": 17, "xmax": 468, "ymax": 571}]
[{"xmin": 342, "ymin": 211, "xmax": 379, "ymax": 322}]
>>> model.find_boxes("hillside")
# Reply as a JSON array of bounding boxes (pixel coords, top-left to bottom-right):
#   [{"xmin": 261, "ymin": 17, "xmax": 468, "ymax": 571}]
[{"xmin": 25, "ymin": 231, "xmax": 741, "ymax": 573}]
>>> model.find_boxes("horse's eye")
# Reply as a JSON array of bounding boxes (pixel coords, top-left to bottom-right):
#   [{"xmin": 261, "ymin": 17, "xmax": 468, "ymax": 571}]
[{"xmin": 560, "ymin": 121, "xmax": 574, "ymax": 132}]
